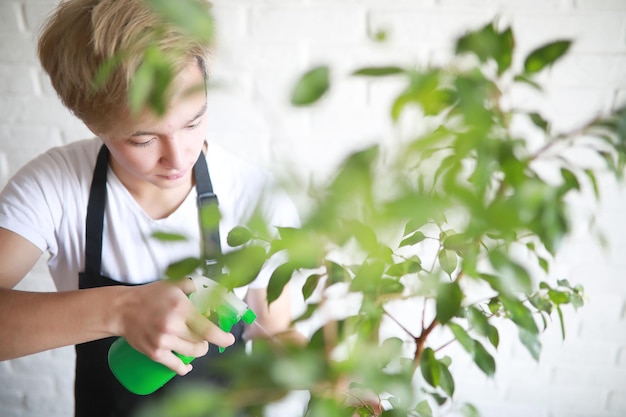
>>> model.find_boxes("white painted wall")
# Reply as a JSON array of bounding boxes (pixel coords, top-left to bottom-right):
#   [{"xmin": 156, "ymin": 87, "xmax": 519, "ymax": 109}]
[{"xmin": 1, "ymin": 1, "xmax": 625, "ymax": 416}]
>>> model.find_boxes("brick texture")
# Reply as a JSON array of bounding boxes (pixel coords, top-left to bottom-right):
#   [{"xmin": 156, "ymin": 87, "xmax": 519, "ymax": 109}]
[{"xmin": 1, "ymin": 1, "xmax": 626, "ymax": 417}]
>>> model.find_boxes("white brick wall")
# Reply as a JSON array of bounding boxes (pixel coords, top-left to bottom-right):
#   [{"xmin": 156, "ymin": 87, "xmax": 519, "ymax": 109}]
[{"xmin": 1, "ymin": 1, "xmax": 625, "ymax": 416}]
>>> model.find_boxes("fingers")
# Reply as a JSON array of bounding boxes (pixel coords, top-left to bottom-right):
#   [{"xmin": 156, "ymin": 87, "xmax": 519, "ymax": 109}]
[
  {"xmin": 187, "ymin": 311, "xmax": 235, "ymax": 348},
  {"xmin": 171, "ymin": 339, "xmax": 209, "ymax": 359},
  {"xmin": 155, "ymin": 349, "xmax": 194, "ymax": 376},
  {"xmin": 148, "ymin": 336, "xmax": 208, "ymax": 375},
  {"xmin": 173, "ymin": 276, "xmax": 197, "ymax": 295}
]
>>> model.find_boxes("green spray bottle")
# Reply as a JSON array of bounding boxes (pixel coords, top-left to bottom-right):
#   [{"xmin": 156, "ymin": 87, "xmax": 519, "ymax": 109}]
[{"xmin": 107, "ymin": 275, "xmax": 256, "ymax": 395}]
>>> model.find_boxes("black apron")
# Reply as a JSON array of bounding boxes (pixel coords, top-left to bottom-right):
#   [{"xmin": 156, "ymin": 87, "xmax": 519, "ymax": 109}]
[{"xmin": 75, "ymin": 145, "xmax": 244, "ymax": 417}]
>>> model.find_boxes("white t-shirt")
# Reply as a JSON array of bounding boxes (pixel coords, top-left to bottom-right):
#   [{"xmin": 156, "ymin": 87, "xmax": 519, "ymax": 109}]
[{"xmin": 0, "ymin": 138, "xmax": 299, "ymax": 297}]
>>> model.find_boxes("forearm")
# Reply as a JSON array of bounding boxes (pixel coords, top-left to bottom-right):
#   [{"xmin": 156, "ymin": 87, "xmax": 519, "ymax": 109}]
[{"xmin": 0, "ymin": 286, "xmax": 125, "ymax": 360}]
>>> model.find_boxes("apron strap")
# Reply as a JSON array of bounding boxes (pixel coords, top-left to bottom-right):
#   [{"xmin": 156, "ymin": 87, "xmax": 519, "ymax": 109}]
[
  {"xmin": 83, "ymin": 145, "xmax": 110, "ymax": 277},
  {"xmin": 193, "ymin": 149, "xmax": 222, "ymax": 277}
]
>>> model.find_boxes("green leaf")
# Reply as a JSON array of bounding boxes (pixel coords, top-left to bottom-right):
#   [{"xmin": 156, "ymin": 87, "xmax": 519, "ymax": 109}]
[
  {"xmin": 438, "ymin": 249, "xmax": 458, "ymax": 275},
  {"xmin": 501, "ymin": 296, "xmax": 539, "ymax": 334},
  {"xmin": 436, "ymin": 282, "xmax": 463, "ymax": 324},
  {"xmin": 488, "ymin": 250, "xmax": 532, "ymax": 293},
  {"xmin": 385, "ymin": 257, "xmax": 422, "ymax": 276},
  {"xmin": 392, "ymin": 71, "xmax": 451, "ymax": 119},
  {"xmin": 302, "ymin": 273, "xmax": 322, "ymax": 301},
  {"xmin": 442, "ymin": 233, "xmax": 471, "ymax": 254},
  {"xmin": 326, "ymin": 261, "xmax": 351, "ymax": 284},
  {"xmin": 350, "ymin": 260, "xmax": 386, "ymax": 293},
  {"xmin": 548, "ymin": 288, "xmax": 571, "ymax": 304},
  {"xmin": 147, "ymin": 0, "xmax": 215, "ymax": 41},
  {"xmin": 529, "ymin": 112, "xmax": 550, "ymax": 132},
  {"xmin": 538, "ymin": 256, "xmax": 549, "ymax": 273},
  {"xmin": 414, "ymin": 400, "xmax": 433, "ymax": 417},
  {"xmin": 371, "ymin": 28, "xmax": 388, "ymax": 43},
  {"xmin": 519, "ymin": 328, "xmax": 542, "ymax": 360},
  {"xmin": 455, "ymin": 22, "xmax": 515, "ymax": 75},
  {"xmin": 403, "ymin": 219, "xmax": 423, "ymax": 237},
  {"xmin": 466, "ymin": 307, "xmax": 490, "ymax": 338},
  {"xmin": 400, "ymin": 231, "xmax": 426, "ymax": 247},
  {"xmin": 165, "ymin": 257, "xmax": 201, "ymax": 280},
  {"xmin": 448, "ymin": 322, "xmax": 474, "ymax": 353},
  {"xmin": 571, "ymin": 291, "xmax": 585, "ymax": 310},
  {"xmin": 437, "ymin": 361, "xmax": 455, "ymax": 397},
  {"xmin": 152, "ymin": 231, "xmax": 188, "ymax": 241},
  {"xmin": 560, "ymin": 168, "xmax": 580, "ymax": 193},
  {"xmin": 460, "ymin": 403, "xmax": 481, "ymax": 417},
  {"xmin": 352, "ymin": 66, "xmax": 405, "ymax": 77},
  {"xmin": 220, "ymin": 245, "xmax": 266, "ymax": 290},
  {"xmin": 344, "ymin": 220, "xmax": 379, "ymax": 253},
  {"xmin": 487, "ymin": 325, "xmax": 500, "ymax": 348},
  {"xmin": 420, "ymin": 348, "xmax": 440, "ymax": 388},
  {"xmin": 583, "ymin": 169, "xmax": 600, "ymax": 200},
  {"xmin": 92, "ymin": 54, "xmax": 123, "ymax": 91},
  {"xmin": 273, "ymin": 227, "xmax": 324, "ymax": 269},
  {"xmin": 514, "ymin": 74, "xmax": 542, "ymax": 90},
  {"xmin": 426, "ymin": 391, "xmax": 448, "ymax": 406},
  {"xmin": 472, "ymin": 341, "xmax": 496, "ymax": 377},
  {"xmin": 267, "ymin": 263, "xmax": 295, "ymax": 305},
  {"xmin": 291, "ymin": 65, "xmax": 330, "ymax": 106},
  {"xmin": 529, "ymin": 294, "xmax": 553, "ymax": 314},
  {"xmin": 293, "ymin": 302, "xmax": 318, "ymax": 323},
  {"xmin": 199, "ymin": 201, "xmax": 221, "ymax": 230},
  {"xmin": 467, "ymin": 306, "xmax": 499, "ymax": 347},
  {"xmin": 128, "ymin": 52, "xmax": 155, "ymax": 113},
  {"xmin": 556, "ymin": 305, "xmax": 566, "ymax": 340},
  {"xmin": 556, "ymin": 278, "xmax": 571, "ymax": 288},
  {"xmin": 487, "ymin": 297, "xmax": 502, "ymax": 316},
  {"xmin": 378, "ymin": 279, "xmax": 404, "ymax": 295},
  {"xmin": 226, "ymin": 226, "xmax": 253, "ymax": 247},
  {"xmin": 524, "ymin": 40, "xmax": 572, "ymax": 74}
]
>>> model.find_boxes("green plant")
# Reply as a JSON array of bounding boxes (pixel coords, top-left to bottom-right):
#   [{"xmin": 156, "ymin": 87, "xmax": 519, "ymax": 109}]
[{"xmin": 131, "ymin": 5, "xmax": 626, "ymax": 417}]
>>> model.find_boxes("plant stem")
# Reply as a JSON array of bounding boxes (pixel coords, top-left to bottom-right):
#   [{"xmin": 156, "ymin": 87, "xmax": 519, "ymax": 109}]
[
  {"xmin": 414, "ymin": 317, "xmax": 439, "ymax": 366},
  {"xmin": 383, "ymin": 307, "xmax": 416, "ymax": 339}
]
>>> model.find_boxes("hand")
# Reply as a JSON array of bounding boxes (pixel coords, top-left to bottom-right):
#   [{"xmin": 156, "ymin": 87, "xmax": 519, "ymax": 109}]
[{"xmin": 115, "ymin": 279, "xmax": 235, "ymax": 375}]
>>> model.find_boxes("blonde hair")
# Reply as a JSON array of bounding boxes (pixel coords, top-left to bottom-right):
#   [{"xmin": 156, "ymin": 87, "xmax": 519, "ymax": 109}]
[{"xmin": 38, "ymin": 0, "xmax": 213, "ymax": 136}]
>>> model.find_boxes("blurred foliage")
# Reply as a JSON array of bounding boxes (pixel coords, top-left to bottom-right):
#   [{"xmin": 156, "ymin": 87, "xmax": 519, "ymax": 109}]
[{"xmin": 134, "ymin": 4, "xmax": 625, "ymax": 417}]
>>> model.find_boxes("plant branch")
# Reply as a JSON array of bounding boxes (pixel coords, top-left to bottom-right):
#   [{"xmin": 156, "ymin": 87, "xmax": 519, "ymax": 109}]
[
  {"xmin": 414, "ymin": 317, "xmax": 439, "ymax": 366},
  {"xmin": 383, "ymin": 307, "xmax": 417, "ymax": 339}
]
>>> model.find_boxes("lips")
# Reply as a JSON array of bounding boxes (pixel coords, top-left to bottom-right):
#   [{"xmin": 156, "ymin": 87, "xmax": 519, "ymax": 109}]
[{"xmin": 161, "ymin": 168, "xmax": 188, "ymax": 181}]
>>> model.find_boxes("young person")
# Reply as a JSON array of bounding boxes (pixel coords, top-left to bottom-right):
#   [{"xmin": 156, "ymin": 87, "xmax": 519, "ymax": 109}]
[{"xmin": 0, "ymin": 0, "xmax": 300, "ymax": 415}]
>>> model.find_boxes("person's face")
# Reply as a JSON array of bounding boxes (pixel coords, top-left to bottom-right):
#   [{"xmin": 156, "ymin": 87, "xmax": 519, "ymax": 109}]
[{"xmin": 102, "ymin": 61, "xmax": 208, "ymax": 192}]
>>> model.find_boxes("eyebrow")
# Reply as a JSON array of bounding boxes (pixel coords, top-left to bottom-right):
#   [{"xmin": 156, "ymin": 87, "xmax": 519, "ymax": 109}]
[{"xmin": 130, "ymin": 102, "xmax": 207, "ymax": 137}]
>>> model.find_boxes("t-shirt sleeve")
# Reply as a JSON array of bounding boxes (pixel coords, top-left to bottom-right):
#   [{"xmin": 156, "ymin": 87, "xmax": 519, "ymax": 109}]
[{"xmin": 0, "ymin": 152, "xmax": 71, "ymax": 256}]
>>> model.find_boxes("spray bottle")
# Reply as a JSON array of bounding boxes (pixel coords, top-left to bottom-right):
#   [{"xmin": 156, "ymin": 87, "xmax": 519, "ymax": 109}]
[{"xmin": 107, "ymin": 274, "xmax": 256, "ymax": 395}]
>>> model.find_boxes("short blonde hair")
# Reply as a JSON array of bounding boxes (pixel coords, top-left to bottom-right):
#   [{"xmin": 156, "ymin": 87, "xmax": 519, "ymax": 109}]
[{"xmin": 38, "ymin": 0, "xmax": 213, "ymax": 136}]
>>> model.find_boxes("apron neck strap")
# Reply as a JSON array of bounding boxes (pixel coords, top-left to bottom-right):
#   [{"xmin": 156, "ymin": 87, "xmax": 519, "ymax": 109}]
[{"xmin": 192, "ymin": 149, "xmax": 222, "ymax": 276}]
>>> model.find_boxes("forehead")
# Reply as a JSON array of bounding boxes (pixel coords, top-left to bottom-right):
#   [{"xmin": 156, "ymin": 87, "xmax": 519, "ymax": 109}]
[{"xmin": 108, "ymin": 62, "xmax": 207, "ymax": 138}]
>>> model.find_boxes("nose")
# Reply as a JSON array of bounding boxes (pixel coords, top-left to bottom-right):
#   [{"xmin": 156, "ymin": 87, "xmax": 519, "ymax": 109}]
[{"xmin": 159, "ymin": 136, "xmax": 185, "ymax": 170}]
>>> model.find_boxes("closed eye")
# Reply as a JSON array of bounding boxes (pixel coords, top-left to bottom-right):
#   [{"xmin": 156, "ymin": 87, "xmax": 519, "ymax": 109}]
[{"xmin": 129, "ymin": 137, "xmax": 156, "ymax": 147}]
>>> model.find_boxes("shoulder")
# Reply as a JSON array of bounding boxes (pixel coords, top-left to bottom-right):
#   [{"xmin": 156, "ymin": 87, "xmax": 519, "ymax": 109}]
[
  {"xmin": 206, "ymin": 142, "xmax": 273, "ymax": 203},
  {"xmin": 0, "ymin": 137, "xmax": 102, "ymax": 253},
  {"xmin": 206, "ymin": 142, "xmax": 300, "ymax": 229},
  {"xmin": 14, "ymin": 138, "xmax": 102, "ymax": 185},
  {"xmin": 207, "ymin": 142, "xmax": 270, "ymax": 189}
]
